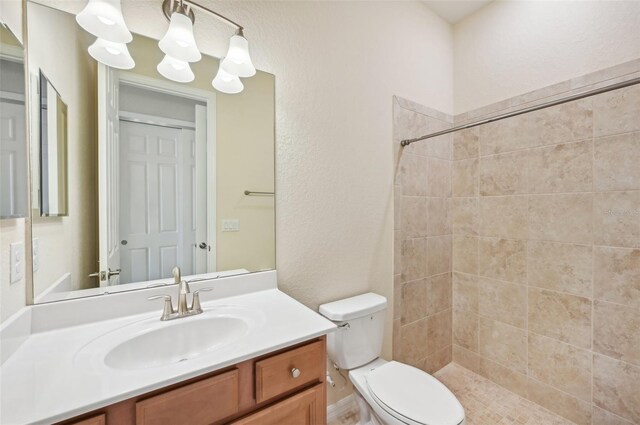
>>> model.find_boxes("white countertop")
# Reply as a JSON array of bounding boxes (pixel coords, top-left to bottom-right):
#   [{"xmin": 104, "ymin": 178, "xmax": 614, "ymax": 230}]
[{"xmin": 0, "ymin": 278, "xmax": 336, "ymax": 425}]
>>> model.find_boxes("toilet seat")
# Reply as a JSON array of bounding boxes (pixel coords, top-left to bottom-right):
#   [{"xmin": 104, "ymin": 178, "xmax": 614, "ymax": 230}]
[{"xmin": 365, "ymin": 361, "xmax": 464, "ymax": 425}]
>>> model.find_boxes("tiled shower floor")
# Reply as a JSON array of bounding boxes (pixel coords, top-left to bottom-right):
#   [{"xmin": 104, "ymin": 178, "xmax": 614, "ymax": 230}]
[{"xmin": 328, "ymin": 363, "xmax": 574, "ymax": 425}]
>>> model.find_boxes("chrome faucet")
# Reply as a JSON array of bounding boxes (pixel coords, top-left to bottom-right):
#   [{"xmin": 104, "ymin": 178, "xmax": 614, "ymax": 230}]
[{"xmin": 148, "ymin": 267, "xmax": 213, "ymax": 321}]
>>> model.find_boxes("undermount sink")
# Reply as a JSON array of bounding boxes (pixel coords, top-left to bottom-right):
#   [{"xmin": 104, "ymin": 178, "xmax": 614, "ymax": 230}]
[{"xmin": 104, "ymin": 316, "xmax": 249, "ymax": 370}]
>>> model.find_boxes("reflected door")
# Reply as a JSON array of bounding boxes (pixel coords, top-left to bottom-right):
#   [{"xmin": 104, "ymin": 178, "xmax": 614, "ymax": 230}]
[
  {"xmin": 119, "ymin": 121, "xmax": 200, "ymax": 284},
  {"xmin": 0, "ymin": 97, "xmax": 27, "ymax": 218}
]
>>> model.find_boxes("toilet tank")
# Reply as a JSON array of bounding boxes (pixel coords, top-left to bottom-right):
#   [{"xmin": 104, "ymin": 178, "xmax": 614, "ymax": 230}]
[{"xmin": 319, "ymin": 293, "xmax": 387, "ymax": 369}]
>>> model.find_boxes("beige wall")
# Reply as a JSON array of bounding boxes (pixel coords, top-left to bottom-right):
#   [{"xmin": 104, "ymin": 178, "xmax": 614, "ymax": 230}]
[
  {"xmin": 453, "ymin": 0, "xmax": 640, "ymax": 113},
  {"xmin": 451, "ymin": 67, "xmax": 640, "ymax": 424},
  {"xmin": 127, "ymin": 34, "xmax": 276, "ymax": 273},
  {"xmin": 392, "ymin": 97, "xmax": 454, "ymax": 375},
  {"xmin": 28, "ymin": 2, "xmax": 98, "ymax": 297}
]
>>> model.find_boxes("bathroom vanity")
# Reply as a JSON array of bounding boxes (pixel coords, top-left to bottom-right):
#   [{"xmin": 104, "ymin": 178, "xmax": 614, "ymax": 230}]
[
  {"xmin": 60, "ymin": 337, "xmax": 327, "ymax": 425},
  {"xmin": 0, "ymin": 271, "xmax": 336, "ymax": 425}
]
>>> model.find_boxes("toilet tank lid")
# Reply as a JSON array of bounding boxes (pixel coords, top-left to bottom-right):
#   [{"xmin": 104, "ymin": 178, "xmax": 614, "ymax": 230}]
[{"xmin": 319, "ymin": 293, "xmax": 387, "ymax": 321}]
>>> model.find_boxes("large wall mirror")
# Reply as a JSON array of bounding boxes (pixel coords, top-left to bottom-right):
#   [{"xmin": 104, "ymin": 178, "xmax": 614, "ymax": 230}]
[{"xmin": 26, "ymin": 1, "xmax": 276, "ymax": 303}]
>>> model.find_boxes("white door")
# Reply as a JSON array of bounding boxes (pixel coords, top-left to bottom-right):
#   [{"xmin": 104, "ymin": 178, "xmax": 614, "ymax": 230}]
[
  {"xmin": 119, "ymin": 120, "xmax": 201, "ymax": 283},
  {"xmin": 0, "ymin": 97, "xmax": 27, "ymax": 218},
  {"xmin": 194, "ymin": 105, "xmax": 208, "ymax": 273},
  {"xmin": 97, "ymin": 64, "xmax": 121, "ymax": 286}
]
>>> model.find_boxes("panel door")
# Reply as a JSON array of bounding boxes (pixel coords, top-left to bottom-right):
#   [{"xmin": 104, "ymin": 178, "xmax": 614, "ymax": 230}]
[{"xmin": 118, "ymin": 121, "xmax": 185, "ymax": 283}]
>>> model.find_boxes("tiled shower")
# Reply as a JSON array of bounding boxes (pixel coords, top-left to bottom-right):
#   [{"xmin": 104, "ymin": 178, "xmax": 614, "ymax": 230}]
[{"xmin": 393, "ymin": 61, "xmax": 640, "ymax": 425}]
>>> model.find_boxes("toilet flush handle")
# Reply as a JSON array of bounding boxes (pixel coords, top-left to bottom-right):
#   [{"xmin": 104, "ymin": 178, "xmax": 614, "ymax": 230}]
[{"xmin": 291, "ymin": 368, "xmax": 301, "ymax": 379}]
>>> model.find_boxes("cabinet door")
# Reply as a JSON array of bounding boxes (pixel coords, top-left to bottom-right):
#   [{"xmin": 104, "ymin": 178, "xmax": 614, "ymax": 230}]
[
  {"xmin": 136, "ymin": 369, "xmax": 239, "ymax": 425},
  {"xmin": 230, "ymin": 384, "xmax": 324, "ymax": 425},
  {"xmin": 70, "ymin": 414, "xmax": 106, "ymax": 425}
]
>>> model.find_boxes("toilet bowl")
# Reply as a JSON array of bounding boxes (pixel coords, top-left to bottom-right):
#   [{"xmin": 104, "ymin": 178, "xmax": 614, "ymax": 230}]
[{"xmin": 319, "ymin": 293, "xmax": 465, "ymax": 425}]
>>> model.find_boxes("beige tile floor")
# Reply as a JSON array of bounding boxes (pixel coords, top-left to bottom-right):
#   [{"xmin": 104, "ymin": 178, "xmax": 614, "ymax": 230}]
[{"xmin": 328, "ymin": 363, "xmax": 574, "ymax": 425}]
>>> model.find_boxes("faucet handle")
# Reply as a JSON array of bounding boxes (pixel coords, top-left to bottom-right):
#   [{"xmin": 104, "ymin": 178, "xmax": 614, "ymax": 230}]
[
  {"xmin": 191, "ymin": 288, "xmax": 213, "ymax": 313},
  {"xmin": 148, "ymin": 294, "xmax": 175, "ymax": 320}
]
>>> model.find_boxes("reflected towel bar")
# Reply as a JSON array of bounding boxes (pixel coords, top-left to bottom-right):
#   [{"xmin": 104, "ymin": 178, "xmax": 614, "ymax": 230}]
[
  {"xmin": 400, "ymin": 75, "xmax": 640, "ymax": 147},
  {"xmin": 244, "ymin": 190, "xmax": 275, "ymax": 196}
]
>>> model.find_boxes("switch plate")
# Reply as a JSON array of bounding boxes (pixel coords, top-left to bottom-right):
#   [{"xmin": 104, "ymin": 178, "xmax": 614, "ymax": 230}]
[
  {"xmin": 10, "ymin": 242, "xmax": 24, "ymax": 284},
  {"xmin": 32, "ymin": 238, "xmax": 40, "ymax": 272},
  {"xmin": 222, "ymin": 219, "xmax": 240, "ymax": 232}
]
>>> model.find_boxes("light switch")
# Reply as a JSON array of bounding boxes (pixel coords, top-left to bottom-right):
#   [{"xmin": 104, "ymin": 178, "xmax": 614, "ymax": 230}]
[
  {"xmin": 222, "ymin": 219, "xmax": 240, "ymax": 232},
  {"xmin": 10, "ymin": 242, "xmax": 24, "ymax": 284},
  {"xmin": 32, "ymin": 238, "xmax": 40, "ymax": 272}
]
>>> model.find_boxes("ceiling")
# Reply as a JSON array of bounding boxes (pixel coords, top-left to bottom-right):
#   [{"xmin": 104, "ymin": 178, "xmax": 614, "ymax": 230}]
[{"xmin": 422, "ymin": 0, "xmax": 493, "ymax": 24}]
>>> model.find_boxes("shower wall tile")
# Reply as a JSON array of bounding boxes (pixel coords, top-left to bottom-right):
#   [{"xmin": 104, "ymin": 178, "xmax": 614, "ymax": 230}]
[
  {"xmin": 593, "ymin": 84, "xmax": 640, "ymax": 137},
  {"xmin": 479, "ymin": 151, "xmax": 529, "ymax": 196},
  {"xmin": 478, "ymin": 277, "xmax": 527, "ymax": 328},
  {"xmin": 453, "ymin": 127, "xmax": 479, "ymax": 160},
  {"xmin": 478, "ymin": 317, "xmax": 527, "ymax": 373},
  {"xmin": 449, "ymin": 67, "xmax": 640, "ymax": 424},
  {"xmin": 452, "ymin": 158, "xmax": 478, "ymax": 197},
  {"xmin": 527, "ymin": 333, "xmax": 592, "ymax": 401},
  {"xmin": 393, "ymin": 98, "xmax": 454, "ymax": 375},
  {"xmin": 453, "ymin": 309, "xmax": 478, "ymax": 351},
  {"xmin": 479, "ymin": 196, "xmax": 528, "ymax": 239},
  {"xmin": 451, "ymin": 197, "xmax": 478, "ymax": 235},
  {"xmin": 527, "ymin": 241, "xmax": 592, "ymax": 297},
  {"xmin": 594, "ymin": 246, "xmax": 640, "ymax": 308},
  {"xmin": 593, "ymin": 300, "xmax": 640, "ymax": 367},
  {"xmin": 526, "ymin": 378, "xmax": 592, "ymax": 425},
  {"xmin": 593, "ymin": 354, "xmax": 640, "ymax": 424},
  {"xmin": 452, "ymin": 272, "xmax": 478, "ymax": 313},
  {"xmin": 528, "ymin": 193, "xmax": 594, "ymax": 244},
  {"xmin": 528, "ymin": 288, "xmax": 592, "ymax": 349},
  {"xmin": 426, "ymin": 198, "xmax": 450, "ymax": 236},
  {"xmin": 527, "ymin": 140, "xmax": 593, "ymax": 193},
  {"xmin": 594, "ymin": 132, "xmax": 640, "ymax": 191},
  {"xmin": 452, "ymin": 235, "xmax": 478, "ymax": 274},
  {"xmin": 593, "ymin": 191, "xmax": 640, "ymax": 248},
  {"xmin": 478, "ymin": 238, "xmax": 527, "ymax": 283}
]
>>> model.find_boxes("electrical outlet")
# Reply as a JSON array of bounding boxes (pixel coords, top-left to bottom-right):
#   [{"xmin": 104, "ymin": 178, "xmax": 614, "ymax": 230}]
[
  {"xmin": 10, "ymin": 242, "xmax": 24, "ymax": 284},
  {"xmin": 222, "ymin": 219, "xmax": 240, "ymax": 232},
  {"xmin": 32, "ymin": 238, "xmax": 40, "ymax": 272}
]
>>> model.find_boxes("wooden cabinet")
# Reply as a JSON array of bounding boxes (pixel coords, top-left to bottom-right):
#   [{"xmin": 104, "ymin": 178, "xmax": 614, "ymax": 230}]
[
  {"xmin": 230, "ymin": 384, "xmax": 324, "ymax": 425},
  {"xmin": 58, "ymin": 337, "xmax": 327, "ymax": 425},
  {"xmin": 69, "ymin": 414, "xmax": 106, "ymax": 425}
]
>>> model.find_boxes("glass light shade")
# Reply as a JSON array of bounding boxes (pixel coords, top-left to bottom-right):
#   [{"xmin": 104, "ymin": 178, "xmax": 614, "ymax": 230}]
[
  {"xmin": 221, "ymin": 34, "xmax": 256, "ymax": 78},
  {"xmin": 88, "ymin": 38, "xmax": 135, "ymax": 69},
  {"xmin": 157, "ymin": 55, "xmax": 195, "ymax": 83},
  {"xmin": 76, "ymin": 0, "xmax": 132, "ymax": 43},
  {"xmin": 212, "ymin": 65, "xmax": 243, "ymax": 94},
  {"xmin": 158, "ymin": 12, "xmax": 201, "ymax": 63}
]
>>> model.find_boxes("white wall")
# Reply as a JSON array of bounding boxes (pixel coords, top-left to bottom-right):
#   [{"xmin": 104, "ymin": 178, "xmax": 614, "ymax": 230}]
[{"xmin": 454, "ymin": 0, "xmax": 640, "ymax": 113}]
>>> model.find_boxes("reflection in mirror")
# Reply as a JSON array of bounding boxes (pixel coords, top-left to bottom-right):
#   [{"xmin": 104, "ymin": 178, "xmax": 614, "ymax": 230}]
[
  {"xmin": 0, "ymin": 24, "xmax": 27, "ymax": 219},
  {"xmin": 27, "ymin": 1, "xmax": 275, "ymax": 303},
  {"xmin": 39, "ymin": 71, "xmax": 68, "ymax": 217}
]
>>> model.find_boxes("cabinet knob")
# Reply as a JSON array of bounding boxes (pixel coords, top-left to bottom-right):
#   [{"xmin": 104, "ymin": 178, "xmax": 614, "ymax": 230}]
[{"xmin": 291, "ymin": 367, "xmax": 301, "ymax": 379}]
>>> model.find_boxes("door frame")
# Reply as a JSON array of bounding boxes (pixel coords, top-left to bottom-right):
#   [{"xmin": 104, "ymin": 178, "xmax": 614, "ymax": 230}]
[{"xmin": 112, "ymin": 71, "xmax": 217, "ymax": 275}]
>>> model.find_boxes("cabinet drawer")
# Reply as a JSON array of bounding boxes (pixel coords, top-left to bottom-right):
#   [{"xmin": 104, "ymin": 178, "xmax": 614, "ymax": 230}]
[
  {"xmin": 230, "ymin": 384, "xmax": 324, "ymax": 425},
  {"xmin": 255, "ymin": 340, "xmax": 324, "ymax": 403},
  {"xmin": 136, "ymin": 369, "xmax": 239, "ymax": 425},
  {"xmin": 70, "ymin": 414, "xmax": 106, "ymax": 425}
]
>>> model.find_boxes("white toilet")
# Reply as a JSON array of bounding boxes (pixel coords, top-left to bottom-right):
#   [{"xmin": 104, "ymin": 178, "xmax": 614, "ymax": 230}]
[{"xmin": 319, "ymin": 293, "xmax": 465, "ymax": 425}]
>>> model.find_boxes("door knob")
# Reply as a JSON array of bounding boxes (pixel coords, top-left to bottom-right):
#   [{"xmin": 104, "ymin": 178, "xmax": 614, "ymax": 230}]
[
  {"xmin": 121, "ymin": 240, "xmax": 128, "ymax": 245},
  {"xmin": 198, "ymin": 242, "xmax": 208, "ymax": 250},
  {"xmin": 107, "ymin": 268, "xmax": 121, "ymax": 278}
]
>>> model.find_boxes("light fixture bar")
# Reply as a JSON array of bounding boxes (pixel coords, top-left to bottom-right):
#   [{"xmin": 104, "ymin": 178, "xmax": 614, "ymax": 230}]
[{"xmin": 182, "ymin": 0, "xmax": 243, "ymax": 30}]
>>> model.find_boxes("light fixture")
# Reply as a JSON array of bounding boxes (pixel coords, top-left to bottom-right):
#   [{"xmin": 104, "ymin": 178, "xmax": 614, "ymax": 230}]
[
  {"xmin": 88, "ymin": 38, "xmax": 135, "ymax": 70},
  {"xmin": 157, "ymin": 55, "xmax": 195, "ymax": 83},
  {"xmin": 76, "ymin": 0, "xmax": 132, "ymax": 43},
  {"xmin": 212, "ymin": 63, "xmax": 244, "ymax": 94},
  {"xmin": 158, "ymin": 9, "xmax": 201, "ymax": 63},
  {"xmin": 220, "ymin": 29, "xmax": 256, "ymax": 78}
]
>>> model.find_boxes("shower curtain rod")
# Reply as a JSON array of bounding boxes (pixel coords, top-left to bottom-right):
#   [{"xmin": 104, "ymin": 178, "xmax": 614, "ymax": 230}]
[{"xmin": 400, "ymin": 76, "xmax": 640, "ymax": 147}]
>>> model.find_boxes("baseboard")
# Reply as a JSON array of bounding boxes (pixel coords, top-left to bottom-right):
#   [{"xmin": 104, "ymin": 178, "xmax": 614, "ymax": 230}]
[{"xmin": 327, "ymin": 394, "xmax": 356, "ymax": 422}]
